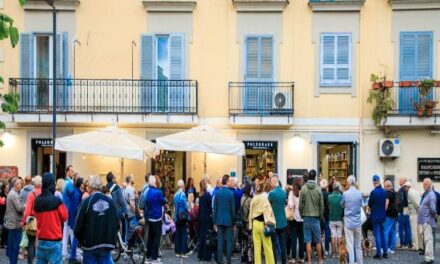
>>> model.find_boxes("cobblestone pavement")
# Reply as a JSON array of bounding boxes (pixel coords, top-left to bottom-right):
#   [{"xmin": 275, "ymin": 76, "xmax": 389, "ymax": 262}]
[{"xmin": 1, "ymin": 247, "xmax": 439, "ymax": 264}]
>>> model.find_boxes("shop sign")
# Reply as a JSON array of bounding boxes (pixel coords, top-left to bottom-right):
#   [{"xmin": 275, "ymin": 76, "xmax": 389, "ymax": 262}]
[
  {"xmin": 32, "ymin": 138, "xmax": 53, "ymax": 147},
  {"xmin": 418, "ymin": 158, "xmax": 440, "ymax": 182},
  {"xmin": 244, "ymin": 141, "xmax": 277, "ymax": 150},
  {"xmin": 0, "ymin": 166, "xmax": 18, "ymax": 180}
]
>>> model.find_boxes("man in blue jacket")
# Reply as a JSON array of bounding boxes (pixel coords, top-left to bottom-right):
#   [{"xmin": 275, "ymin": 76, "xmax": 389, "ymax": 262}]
[
  {"xmin": 368, "ymin": 174, "xmax": 387, "ymax": 259},
  {"xmin": 213, "ymin": 174, "xmax": 236, "ymax": 264}
]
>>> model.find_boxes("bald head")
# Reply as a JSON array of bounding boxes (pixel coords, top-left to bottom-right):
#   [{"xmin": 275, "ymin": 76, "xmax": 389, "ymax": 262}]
[{"xmin": 399, "ymin": 177, "xmax": 407, "ymax": 187}]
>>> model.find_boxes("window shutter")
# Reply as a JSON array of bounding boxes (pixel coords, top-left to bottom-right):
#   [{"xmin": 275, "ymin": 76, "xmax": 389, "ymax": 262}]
[
  {"xmin": 336, "ymin": 35, "xmax": 350, "ymax": 81},
  {"xmin": 62, "ymin": 32, "xmax": 69, "ymax": 78},
  {"xmin": 141, "ymin": 35, "xmax": 155, "ymax": 79},
  {"xmin": 321, "ymin": 35, "xmax": 335, "ymax": 82},
  {"xmin": 245, "ymin": 36, "xmax": 259, "ymax": 80},
  {"xmin": 56, "ymin": 33, "xmax": 62, "ymax": 78},
  {"xmin": 260, "ymin": 36, "xmax": 273, "ymax": 80},
  {"xmin": 400, "ymin": 33, "xmax": 416, "ymax": 80},
  {"xmin": 170, "ymin": 34, "xmax": 184, "ymax": 80},
  {"xmin": 20, "ymin": 33, "xmax": 34, "ymax": 78},
  {"xmin": 416, "ymin": 33, "xmax": 432, "ymax": 79}
]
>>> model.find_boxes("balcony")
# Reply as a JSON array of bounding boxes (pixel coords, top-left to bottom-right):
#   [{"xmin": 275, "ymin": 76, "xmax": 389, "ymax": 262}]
[
  {"xmin": 229, "ymin": 82, "xmax": 294, "ymax": 126},
  {"xmin": 383, "ymin": 84, "xmax": 440, "ymax": 127},
  {"xmin": 7, "ymin": 78, "xmax": 198, "ymax": 124}
]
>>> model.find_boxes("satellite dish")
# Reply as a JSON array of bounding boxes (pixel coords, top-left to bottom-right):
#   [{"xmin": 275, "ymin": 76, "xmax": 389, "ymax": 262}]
[
  {"xmin": 381, "ymin": 139, "xmax": 394, "ymax": 156},
  {"xmin": 274, "ymin": 92, "xmax": 286, "ymax": 108}
]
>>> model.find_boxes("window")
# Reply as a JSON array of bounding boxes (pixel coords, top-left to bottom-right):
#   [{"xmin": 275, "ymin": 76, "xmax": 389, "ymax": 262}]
[
  {"xmin": 320, "ymin": 33, "xmax": 351, "ymax": 87},
  {"xmin": 245, "ymin": 35, "xmax": 274, "ymax": 81}
]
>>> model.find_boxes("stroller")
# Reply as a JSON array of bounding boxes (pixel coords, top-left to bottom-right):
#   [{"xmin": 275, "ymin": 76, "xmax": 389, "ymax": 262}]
[{"xmin": 241, "ymin": 227, "xmax": 254, "ymax": 263}]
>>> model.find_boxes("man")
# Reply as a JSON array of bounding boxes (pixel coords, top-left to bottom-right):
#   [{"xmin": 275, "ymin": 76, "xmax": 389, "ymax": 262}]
[
  {"xmin": 405, "ymin": 181, "xmax": 421, "ymax": 251},
  {"xmin": 20, "ymin": 175, "xmax": 35, "ymax": 207},
  {"xmin": 418, "ymin": 178, "xmax": 436, "ymax": 264},
  {"xmin": 211, "ymin": 177, "xmax": 223, "ymax": 209},
  {"xmin": 368, "ymin": 174, "xmax": 387, "ymax": 259},
  {"xmin": 4, "ymin": 177, "xmax": 24, "ymax": 264},
  {"xmin": 397, "ymin": 177, "xmax": 411, "ymax": 249},
  {"xmin": 320, "ymin": 179, "xmax": 331, "ymax": 257},
  {"xmin": 384, "ymin": 180, "xmax": 398, "ymax": 254},
  {"xmin": 299, "ymin": 169, "xmax": 324, "ymax": 264},
  {"xmin": 62, "ymin": 165, "xmax": 76, "ymax": 258},
  {"xmin": 146, "ymin": 175, "xmax": 166, "ymax": 263},
  {"xmin": 213, "ymin": 174, "xmax": 236, "ymax": 264},
  {"xmin": 34, "ymin": 173, "xmax": 68, "ymax": 264},
  {"xmin": 124, "ymin": 174, "xmax": 137, "ymax": 242},
  {"xmin": 174, "ymin": 179, "xmax": 189, "ymax": 258},
  {"xmin": 268, "ymin": 174, "xmax": 287, "ymax": 264},
  {"xmin": 328, "ymin": 181, "xmax": 344, "ymax": 258},
  {"xmin": 341, "ymin": 175, "xmax": 363, "ymax": 264},
  {"xmin": 22, "ymin": 175, "xmax": 42, "ymax": 264},
  {"xmin": 74, "ymin": 175, "xmax": 118, "ymax": 263}
]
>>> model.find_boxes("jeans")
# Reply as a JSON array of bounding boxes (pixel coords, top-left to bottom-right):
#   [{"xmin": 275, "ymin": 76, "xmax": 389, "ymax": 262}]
[
  {"xmin": 217, "ymin": 225, "xmax": 233, "ymax": 264},
  {"xmin": 372, "ymin": 221, "xmax": 386, "ymax": 256},
  {"xmin": 274, "ymin": 228, "xmax": 287, "ymax": 264},
  {"xmin": 384, "ymin": 217, "xmax": 397, "ymax": 251},
  {"xmin": 28, "ymin": 235, "xmax": 37, "ymax": 264},
  {"xmin": 62, "ymin": 222, "xmax": 72, "ymax": 257},
  {"xmin": 398, "ymin": 213, "xmax": 412, "ymax": 247},
  {"xmin": 36, "ymin": 240, "xmax": 62, "ymax": 264},
  {"xmin": 290, "ymin": 220, "xmax": 304, "ymax": 259},
  {"xmin": 82, "ymin": 250, "xmax": 113, "ymax": 264},
  {"xmin": 324, "ymin": 220, "xmax": 330, "ymax": 252},
  {"xmin": 175, "ymin": 221, "xmax": 188, "ymax": 255},
  {"xmin": 6, "ymin": 229, "xmax": 21, "ymax": 264},
  {"xmin": 69, "ymin": 234, "xmax": 78, "ymax": 261},
  {"xmin": 344, "ymin": 226, "xmax": 363, "ymax": 264},
  {"xmin": 147, "ymin": 220, "xmax": 162, "ymax": 260},
  {"xmin": 198, "ymin": 227, "xmax": 211, "ymax": 260}
]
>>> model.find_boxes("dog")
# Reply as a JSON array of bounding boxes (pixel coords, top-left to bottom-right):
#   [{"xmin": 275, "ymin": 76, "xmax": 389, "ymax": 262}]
[
  {"xmin": 362, "ymin": 238, "xmax": 372, "ymax": 257},
  {"xmin": 338, "ymin": 236, "xmax": 348, "ymax": 264}
]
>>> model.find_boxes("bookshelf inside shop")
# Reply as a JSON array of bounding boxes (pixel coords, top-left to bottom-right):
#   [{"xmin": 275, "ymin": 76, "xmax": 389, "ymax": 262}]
[
  {"xmin": 153, "ymin": 150, "xmax": 176, "ymax": 203},
  {"xmin": 245, "ymin": 151, "xmax": 276, "ymax": 179},
  {"xmin": 328, "ymin": 151, "xmax": 348, "ymax": 185}
]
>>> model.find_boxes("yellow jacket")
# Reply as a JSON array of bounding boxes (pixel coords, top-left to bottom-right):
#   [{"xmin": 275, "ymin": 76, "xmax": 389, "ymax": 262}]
[{"xmin": 248, "ymin": 193, "xmax": 276, "ymax": 230}]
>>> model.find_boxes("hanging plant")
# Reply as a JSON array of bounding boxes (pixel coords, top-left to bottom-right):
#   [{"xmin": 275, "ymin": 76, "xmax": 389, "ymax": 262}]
[{"xmin": 368, "ymin": 74, "xmax": 395, "ymax": 126}]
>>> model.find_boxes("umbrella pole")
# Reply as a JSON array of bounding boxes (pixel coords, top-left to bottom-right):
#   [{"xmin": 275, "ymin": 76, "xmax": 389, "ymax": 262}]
[
  {"xmin": 120, "ymin": 158, "xmax": 125, "ymax": 183},
  {"xmin": 204, "ymin": 152, "xmax": 207, "ymax": 176}
]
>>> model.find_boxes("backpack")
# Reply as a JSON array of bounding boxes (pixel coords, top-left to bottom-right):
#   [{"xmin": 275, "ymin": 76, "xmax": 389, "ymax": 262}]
[
  {"xmin": 236, "ymin": 197, "xmax": 249, "ymax": 227},
  {"xmin": 139, "ymin": 185, "xmax": 149, "ymax": 210},
  {"xmin": 434, "ymin": 190, "xmax": 440, "ymax": 216}
]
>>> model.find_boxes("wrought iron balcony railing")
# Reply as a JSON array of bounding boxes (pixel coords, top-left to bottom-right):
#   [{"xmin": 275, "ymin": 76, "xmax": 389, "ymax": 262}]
[
  {"xmin": 229, "ymin": 82, "xmax": 294, "ymax": 116},
  {"xmin": 9, "ymin": 78, "xmax": 198, "ymax": 114},
  {"xmin": 387, "ymin": 84, "xmax": 440, "ymax": 117}
]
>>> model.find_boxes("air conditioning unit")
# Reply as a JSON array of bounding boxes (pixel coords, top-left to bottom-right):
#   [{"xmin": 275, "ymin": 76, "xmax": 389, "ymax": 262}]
[
  {"xmin": 379, "ymin": 138, "xmax": 401, "ymax": 158},
  {"xmin": 272, "ymin": 89, "xmax": 289, "ymax": 109}
]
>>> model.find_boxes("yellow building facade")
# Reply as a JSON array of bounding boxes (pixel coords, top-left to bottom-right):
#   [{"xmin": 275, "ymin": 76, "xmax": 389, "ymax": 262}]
[{"xmin": 0, "ymin": 0, "xmax": 440, "ymax": 194}]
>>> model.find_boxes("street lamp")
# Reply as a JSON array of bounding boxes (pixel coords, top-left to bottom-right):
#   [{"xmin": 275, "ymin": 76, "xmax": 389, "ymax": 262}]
[{"xmin": 44, "ymin": 0, "xmax": 57, "ymax": 177}]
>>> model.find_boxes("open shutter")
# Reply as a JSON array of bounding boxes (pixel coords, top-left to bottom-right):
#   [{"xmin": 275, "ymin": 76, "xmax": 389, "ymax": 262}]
[
  {"xmin": 260, "ymin": 36, "xmax": 273, "ymax": 111},
  {"xmin": 336, "ymin": 35, "xmax": 350, "ymax": 83},
  {"xmin": 60, "ymin": 32, "xmax": 69, "ymax": 110},
  {"xmin": 400, "ymin": 34, "xmax": 416, "ymax": 81},
  {"xmin": 140, "ymin": 35, "xmax": 155, "ymax": 111},
  {"xmin": 56, "ymin": 33, "xmax": 62, "ymax": 78},
  {"xmin": 20, "ymin": 33, "xmax": 34, "ymax": 109},
  {"xmin": 321, "ymin": 34, "xmax": 335, "ymax": 84},
  {"xmin": 416, "ymin": 33, "xmax": 432, "ymax": 79},
  {"xmin": 170, "ymin": 34, "xmax": 184, "ymax": 111}
]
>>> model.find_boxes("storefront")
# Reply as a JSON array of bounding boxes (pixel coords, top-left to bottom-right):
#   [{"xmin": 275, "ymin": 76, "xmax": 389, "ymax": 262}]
[
  {"xmin": 243, "ymin": 141, "xmax": 278, "ymax": 180},
  {"xmin": 318, "ymin": 142, "xmax": 356, "ymax": 186},
  {"xmin": 31, "ymin": 138, "xmax": 66, "ymax": 179},
  {"xmin": 151, "ymin": 150, "xmax": 186, "ymax": 203}
]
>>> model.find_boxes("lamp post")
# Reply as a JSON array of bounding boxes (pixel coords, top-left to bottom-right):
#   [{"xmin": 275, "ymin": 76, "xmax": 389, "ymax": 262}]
[{"xmin": 44, "ymin": 0, "xmax": 57, "ymax": 177}]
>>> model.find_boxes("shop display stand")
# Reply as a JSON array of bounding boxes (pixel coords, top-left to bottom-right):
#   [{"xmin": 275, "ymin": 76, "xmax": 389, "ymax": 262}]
[
  {"xmin": 153, "ymin": 151, "xmax": 176, "ymax": 205},
  {"xmin": 328, "ymin": 151, "xmax": 348, "ymax": 185}
]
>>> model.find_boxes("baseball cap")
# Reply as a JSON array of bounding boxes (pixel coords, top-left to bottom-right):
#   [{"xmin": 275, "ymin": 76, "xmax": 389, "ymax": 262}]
[{"xmin": 372, "ymin": 174, "xmax": 381, "ymax": 182}]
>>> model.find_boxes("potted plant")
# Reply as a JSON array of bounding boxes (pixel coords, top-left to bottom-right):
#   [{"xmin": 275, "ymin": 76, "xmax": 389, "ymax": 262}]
[
  {"xmin": 368, "ymin": 73, "xmax": 395, "ymax": 126},
  {"xmin": 414, "ymin": 102, "xmax": 425, "ymax": 117},
  {"xmin": 425, "ymin": 99, "xmax": 438, "ymax": 117},
  {"xmin": 414, "ymin": 79, "xmax": 438, "ymax": 117},
  {"xmin": 399, "ymin": 81, "xmax": 414, "ymax": 87}
]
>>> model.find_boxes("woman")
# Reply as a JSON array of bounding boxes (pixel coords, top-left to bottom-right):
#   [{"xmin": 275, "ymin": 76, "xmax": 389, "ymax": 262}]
[
  {"xmin": 55, "ymin": 178, "xmax": 64, "ymax": 200},
  {"xmin": 68, "ymin": 177, "xmax": 83, "ymax": 263},
  {"xmin": 288, "ymin": 178, "xmax": 304, "ymax": 263},
  {"xmin": 82, "ymin": 180, "xmax": 91, "ymax": 200},
  {"xmin": 197, "ymin": 180, "xmax": 212, "ymax": 261},
  {"xmin": 0, "ymin": 181, "xmax": 9, "ymax": 248},
  {"xmin": 174, "ymin": 179, "xmax": 189, "ymax": 258},
  {"xmin": 249, "ymin": 181, "xmax": 275, "ymax": 264},
  {"xmin": 262, "ymin": 179, "xmax": 272, "ymax": 199},
  {"xmin": 186, "ymin": 177, "xmax": 197, "ymax": 198}
]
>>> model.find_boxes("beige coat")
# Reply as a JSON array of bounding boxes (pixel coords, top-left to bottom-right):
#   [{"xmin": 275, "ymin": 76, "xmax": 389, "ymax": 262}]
[
  {"xmin": 4, "ymin": 189, "xmax": 25, "ymax": 230},
  {"xmin": 248, "ymin": 193, "xmax": 275, "ymax": 230}
]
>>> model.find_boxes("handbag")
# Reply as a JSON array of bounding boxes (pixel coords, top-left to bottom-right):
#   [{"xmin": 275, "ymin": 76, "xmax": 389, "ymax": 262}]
[
  {"xmin": 25, "ymin": 192, "xmax": 38, "ymax": 236},
  {"xmin": 285, "ymin": 205, "xmax": 294, "ymax": 221},
  {"xmin": 361, "ymin": 207, "xmax": 367, "ymax": 225},
  {"xmin": 263, "ymin": 224, "xmax": 275, "ymax": 237}
]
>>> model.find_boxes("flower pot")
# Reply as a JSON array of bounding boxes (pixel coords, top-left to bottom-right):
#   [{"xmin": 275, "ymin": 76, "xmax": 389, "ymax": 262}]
[
  {"xmin": 434, "ymin": 81, "xmax": 440, "ymax": 87},
  {"xmin": 383, "ymin": 81, "xmax": 394, "ymax": 88},
  {"xmin": 426, "ymin": 108, "xmax": 433, "ymax": 117},
  {"xmin": 417, "ymin": 108, "xmax": 424, "ymax": 117},
  {"xmin": 399, "ymin": 81, "xmax": 413, "ymax": 87},
  {"xmin": 372, "ymin": 82, "xmax": 380, "ymax": 90}
]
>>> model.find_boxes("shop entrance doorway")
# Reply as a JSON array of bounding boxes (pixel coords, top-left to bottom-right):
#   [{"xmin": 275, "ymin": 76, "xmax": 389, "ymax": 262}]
[
  {"xmin": 243, "ymin": 141, "xmax": 278, "ymax": 180},
  {"xmin": 318, "ymin": 142, "xmax": 357, "ymax": 187},
  {"xmin": 31, "ymin": 138, "xmax": 66, "ymax": 179}
]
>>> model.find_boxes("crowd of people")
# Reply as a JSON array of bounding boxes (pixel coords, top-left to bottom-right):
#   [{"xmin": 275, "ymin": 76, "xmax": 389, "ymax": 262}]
[{"xmin": 0, "ymin": 165, "xmax": 437, "ymax": 264}]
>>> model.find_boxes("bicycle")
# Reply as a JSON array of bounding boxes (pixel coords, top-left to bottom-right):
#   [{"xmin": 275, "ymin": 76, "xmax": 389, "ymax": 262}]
[{"xmin": 112, "ymin": 225, "xmax": 147, "ymax": 264}]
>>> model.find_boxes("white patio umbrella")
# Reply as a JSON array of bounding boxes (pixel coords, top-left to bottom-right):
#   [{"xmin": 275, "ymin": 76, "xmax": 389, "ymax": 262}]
[
  {"xmin": 55, "ymin": 126, "xmax": 157, "ymax": 180},
  {"xmin": 155, "ymin": 125, "xmax": 245, "ymax": 174}
]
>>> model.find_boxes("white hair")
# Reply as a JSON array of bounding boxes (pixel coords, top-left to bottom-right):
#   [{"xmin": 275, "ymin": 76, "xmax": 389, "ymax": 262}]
[
  {"xmin": 347, "ymin": 175, "xmax": 356, "ymax": 186},
  {"xmin": 88, "ymin": 175, "xmax": 102, "ymax": 191},
  {"xmin": 177, "ymin": 179, "xmax": 185, "ymax": 188},
  {"xmin": 33, "ymin": 175, "xmax": 42, "ymax": 187},
  {"xmin": 148, "ymin": 175, "xmax": 156, "ymax": 186}
]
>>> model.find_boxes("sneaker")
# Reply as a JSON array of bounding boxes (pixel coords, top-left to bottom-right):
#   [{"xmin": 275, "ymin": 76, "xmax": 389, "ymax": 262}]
[
  {"xmin": 181, "ymin": 254, "xmax": 189, "ymax": 258},
  {"xmin": 383, "ymin": 253, "xmax": 388, "ymax": 259},
  {"xmin": 387, "ymin": 249, "xmax": 395, "ymax": 254},
  {"xmin": 325, "ymin": 251, "xmax": 330, "ymax": 256},
  {"xmin": 373, "ymin": 254, "xmax": 382, "ymax": 259},
  {"xmin": 175, "ymin": 254, "xmax": 181, "ymax": 258}
]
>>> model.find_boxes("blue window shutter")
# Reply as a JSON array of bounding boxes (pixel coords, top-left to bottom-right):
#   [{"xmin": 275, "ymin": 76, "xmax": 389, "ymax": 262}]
[
  {"xmin": 416, "ymin": 33, "xmax": 432, "ymax": 79},
  {"xmin": 245, "ymin": 36, "xmax": 259, "ymax": 81},
  {"xmin": 321, "ymin": 33, "xmax": 351, "ymax": 86},
  {"xmin": 20, "ymin": 33, "xmax": 34, "ymax": 78},
  {"xmin": 141, "ymin": 35, "xmax": 155, "ymax": 79},
  {"xmin": 260, "ymin": 36, "xmax": 273, "ymax": 80},
  {"xmin": 336, "ymin": 34, "xmax": 350, "ymax": 82},
  {"xmin": 56, "ymin": 33, "xmax": 62, "ymax": 78},
  {"xmin": 62, "ymin": 32, "xmax": 69, "ymax": 78},
  {"xmin": 140, "ymin": 35, "xmax": 155, "ymax": 111},
  {"xmin": 400, "ymin": 33, "xmax": 416, "ymax": 81},
  {"xmin": 170, "ymin": 34, "xmax": 185, "ymax": 110},
  {"xmin": 321, "ymin": 34, "xmax": 335, "ymax": 83}
]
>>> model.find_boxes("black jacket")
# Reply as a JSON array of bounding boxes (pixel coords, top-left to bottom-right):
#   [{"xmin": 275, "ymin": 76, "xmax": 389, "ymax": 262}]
[{"xmin": 74, "ymin": 192, "xmax": 118, "ymax": 251}]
